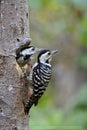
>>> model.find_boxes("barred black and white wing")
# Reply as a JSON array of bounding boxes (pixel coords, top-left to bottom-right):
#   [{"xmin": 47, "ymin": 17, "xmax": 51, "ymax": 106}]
[{"xmin": 24, "ymin": 63, "xmax": 52, "ymax": 114}]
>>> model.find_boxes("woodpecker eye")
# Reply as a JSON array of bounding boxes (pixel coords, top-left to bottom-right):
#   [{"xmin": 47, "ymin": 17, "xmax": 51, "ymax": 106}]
[
  {"xmin": 47, "ymin": 52, "xmax": 51, "ymax": 55},
  {"xmin": 32, "ymin": 47, "xmax": 35, "ymax": 51}
]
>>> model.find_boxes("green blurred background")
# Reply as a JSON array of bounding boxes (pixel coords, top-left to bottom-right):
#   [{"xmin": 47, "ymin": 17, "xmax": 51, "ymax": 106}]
[{"xmin": 28, "ymin": 0, "xmax": 87, "ymax": 130}]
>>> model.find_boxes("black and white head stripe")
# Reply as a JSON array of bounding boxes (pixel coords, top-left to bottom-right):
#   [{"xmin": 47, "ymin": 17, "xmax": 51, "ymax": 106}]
[
  {"xmin": 21, "ymin": 46, "xmax": 35, "ymax": 56},
  {"xmin": 37, "ymin": 49, "xmax": 51, "ymax": 63},
  {"xmin": 20, "ymin": 46, "xmax": 35, "ymax": 52}
]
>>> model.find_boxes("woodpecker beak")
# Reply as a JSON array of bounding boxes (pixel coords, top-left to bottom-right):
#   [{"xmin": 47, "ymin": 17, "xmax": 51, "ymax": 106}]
[
  {"xmin": 51, "ymin": 50, "xmax": 59, "ymax": 54},
  {"xmin": 35, "ymin": 48, "xmax": 44, "ymax": 53}
]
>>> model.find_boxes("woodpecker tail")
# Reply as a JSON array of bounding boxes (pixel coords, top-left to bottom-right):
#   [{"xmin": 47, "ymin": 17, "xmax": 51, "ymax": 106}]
[{"xmin": 24, "ymin": 94, "xmax": 38, "ymax": 114}]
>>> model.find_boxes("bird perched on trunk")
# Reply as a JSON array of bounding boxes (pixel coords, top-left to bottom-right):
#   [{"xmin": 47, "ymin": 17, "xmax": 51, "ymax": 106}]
[{"xmin": 24, "ymin": 49, "xmax": 58, "ymax": 114}]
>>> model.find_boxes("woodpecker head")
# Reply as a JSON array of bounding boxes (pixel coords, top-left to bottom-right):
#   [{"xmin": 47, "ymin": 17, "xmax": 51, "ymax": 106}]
[
  {"xmin": 16, "ymin": 46, "xmax": 43, "ymax": 66},
  {"xmin": 21, "ymin": 46, "xmax": 42, "ymax": 56},
  {"xmin": 38, "ymin": 49, "xmax": 58, "ymax": 64}
]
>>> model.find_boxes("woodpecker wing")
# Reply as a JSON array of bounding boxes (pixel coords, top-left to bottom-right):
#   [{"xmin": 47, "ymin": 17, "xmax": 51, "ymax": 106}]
[
  {"xmin": 32, "ymin": 63, "xmax": 52, "ymax": 105},
  {"xmin": 24, "ymin": 63, "xmax": 52, "ymax": 114}
]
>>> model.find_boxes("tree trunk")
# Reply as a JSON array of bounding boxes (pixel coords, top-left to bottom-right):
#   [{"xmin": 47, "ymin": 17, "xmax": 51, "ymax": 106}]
[{"xmin": 0, "ymin": 0, "xmax": 30, "ymax": 130}]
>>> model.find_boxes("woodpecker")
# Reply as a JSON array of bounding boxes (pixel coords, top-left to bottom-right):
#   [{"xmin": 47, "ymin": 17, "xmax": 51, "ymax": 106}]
[
  {"xmin": 24, "ymin": 49, "xmax": 58, "ymax": 114},
  {"xmin": 16, "ymin": 46, "xmax": 41, "ymax": 68},
  {"xmin": 16, "ymin": 46, "xmax": 42, "ymax": 77}
]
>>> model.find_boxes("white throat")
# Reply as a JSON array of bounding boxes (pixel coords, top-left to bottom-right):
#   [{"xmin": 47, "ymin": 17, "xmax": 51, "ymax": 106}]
[
  {"xmin": 41, "ymin": 62, "xmax": 51, "ymax": 67},
  {"xmin": 39, "ymin": 52, "xmax": 52, "ymax": 67},
  {"xmin": 40, "ymin": 59, "xmax": 51, "ymax": 67}
]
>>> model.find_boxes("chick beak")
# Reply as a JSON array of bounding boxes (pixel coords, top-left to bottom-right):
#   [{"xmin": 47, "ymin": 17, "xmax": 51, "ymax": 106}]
[{"xmin": 35, "ymin": 48, "xmax": 44, "ymax": 53}]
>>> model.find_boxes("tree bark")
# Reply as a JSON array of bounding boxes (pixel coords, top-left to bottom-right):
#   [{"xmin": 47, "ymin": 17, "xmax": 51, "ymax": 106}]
[{"xmin": 0, "ymin": 0, "xmax": 30, "ymax": 130}]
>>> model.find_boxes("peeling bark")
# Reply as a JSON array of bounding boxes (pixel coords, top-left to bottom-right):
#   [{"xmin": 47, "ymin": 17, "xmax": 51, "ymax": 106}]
[{"xmin": 0, "ymin": 0, "xmax": 30, "ymax": 130}]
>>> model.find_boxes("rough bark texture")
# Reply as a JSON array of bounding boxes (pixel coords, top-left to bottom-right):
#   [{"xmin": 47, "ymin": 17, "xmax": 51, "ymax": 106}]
[{"xmin": 0, "ymin": 0, "xmax": 30, "ymax": 130}]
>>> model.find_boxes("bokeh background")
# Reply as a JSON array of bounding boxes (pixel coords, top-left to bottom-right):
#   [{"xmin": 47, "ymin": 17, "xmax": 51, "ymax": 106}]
[{"xmin": 28, "ymin": 0, "xmax": 87, "ymax": 130}]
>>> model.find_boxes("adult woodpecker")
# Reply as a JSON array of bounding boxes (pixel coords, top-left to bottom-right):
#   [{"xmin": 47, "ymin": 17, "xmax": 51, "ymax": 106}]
[{"xmin": 24, "ymin": 49, "xmax": 58, "ymax": 114}]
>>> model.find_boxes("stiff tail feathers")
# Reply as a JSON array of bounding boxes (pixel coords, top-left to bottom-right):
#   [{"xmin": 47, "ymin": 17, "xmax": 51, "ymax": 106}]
[{"xmin": 24, "ymin": 94, "xmax": 38, "ymax": 114}]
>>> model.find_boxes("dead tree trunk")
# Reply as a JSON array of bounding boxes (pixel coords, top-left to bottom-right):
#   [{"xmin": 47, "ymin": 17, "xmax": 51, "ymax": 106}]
[{"xmin": 0, "ymin": 0, "xmax": 30, "ymax": 130}]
